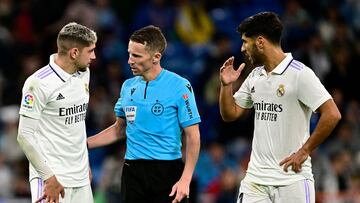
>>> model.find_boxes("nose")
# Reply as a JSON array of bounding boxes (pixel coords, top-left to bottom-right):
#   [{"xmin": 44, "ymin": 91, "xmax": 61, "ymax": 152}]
[
  {"xmin": 241, "ymin": 43, "xmax": 245, "ymax": 53},
  {"xmin": 128, "ymin": 57, "xmax": 134, "ymax": 65}
]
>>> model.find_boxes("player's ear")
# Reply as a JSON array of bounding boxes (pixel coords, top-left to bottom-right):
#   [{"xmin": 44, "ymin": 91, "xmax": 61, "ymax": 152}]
[
  {"xmin": 256, "ymin": 36, "xmax": 265, "ymax": 50},
  {"xmin": 69, "ymin": 47, "xmax": 79, "ymax": 59},
  {"xmin": 152, "ymin": 52, "xmax": 162, "ymax": 65}
]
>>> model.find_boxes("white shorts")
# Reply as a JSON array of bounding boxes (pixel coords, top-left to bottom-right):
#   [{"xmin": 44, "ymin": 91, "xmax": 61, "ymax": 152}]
[
  {"xmin": 237, "ymin": 179, "xmax": 315, "ymax": 203},
  {"xmin": 30, "ymin": 178, "xmax": 93, "ymax": 203}
]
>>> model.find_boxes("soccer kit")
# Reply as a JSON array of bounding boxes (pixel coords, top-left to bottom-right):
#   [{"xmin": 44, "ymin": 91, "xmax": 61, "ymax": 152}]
[
  {"xmin": 114, "ymin": 68, "xmax": 201, "ymax": 202},
  {"xmin": 234, "ymin": 53, "xmax": 331, "ymax": 203},
  {"xmin": 19, "ymin": 54, "xmax": 92, "ymax": 202}
]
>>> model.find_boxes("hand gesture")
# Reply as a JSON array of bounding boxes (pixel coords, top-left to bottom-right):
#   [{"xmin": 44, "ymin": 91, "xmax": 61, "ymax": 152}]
[
  {"xmin": 219, "ymin": 56, "xmax": 245, "ymax": 86},
  {"xmin": 36, "ymin": 175, "xmax": 65, "ymax": 203},
  {"xmin": 169, "ymin": 178, "xmax": 190, "ymax": 203},
  {"xmin": 279, "ymin": 148, "xmax": 309, "ymax": 173}
]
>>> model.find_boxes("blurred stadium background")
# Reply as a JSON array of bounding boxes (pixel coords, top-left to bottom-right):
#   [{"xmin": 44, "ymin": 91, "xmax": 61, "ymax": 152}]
[{"xmin": 1, "ymin": 0, "xmax": 360, "ymax": 202}]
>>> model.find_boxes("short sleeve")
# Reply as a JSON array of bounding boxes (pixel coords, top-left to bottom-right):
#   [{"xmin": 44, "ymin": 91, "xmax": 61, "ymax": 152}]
[
  {"xmin": 297, "ymin": 68, "xmax": 331, "ymax": 112},
  {"xmin": 19, "ymin": 77, "xmax": 47, "ymax": 119},
  {"xmin": 176, "ymin": 79, "xmax": 201, "ymax": 128},
  {"xmin": 114, "ymin": 82, "xmax": 125, "ymax": 118},
  {"xmin": 234, "ymin": 74, "xmax": 254, "ymax": 109}
]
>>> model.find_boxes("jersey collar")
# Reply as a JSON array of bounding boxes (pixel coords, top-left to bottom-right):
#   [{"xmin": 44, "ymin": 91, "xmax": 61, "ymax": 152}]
[
  {"xmin": 49, "ymin": 54, "xmax": 73, "ymax": 82},
  {"xmin": 271, "ymin": 53, "xmax": 293, "ymax": 75}
]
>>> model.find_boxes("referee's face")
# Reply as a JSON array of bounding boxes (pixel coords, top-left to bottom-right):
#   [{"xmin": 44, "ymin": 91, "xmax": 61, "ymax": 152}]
[{"xmin": 128, "ymin": 40, "xmax": 154, "ymax": 76}]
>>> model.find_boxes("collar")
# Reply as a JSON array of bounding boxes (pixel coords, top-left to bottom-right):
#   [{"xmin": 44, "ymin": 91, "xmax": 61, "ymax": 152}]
[
  {"xmin": 270, "ymin": 53, "xmax": 293, "ymax": 75},
  {"xmin": 49, "ymin": 54, "xmax": 73, "ymax": 82},
  {"xmin": 140, "ymin": 68, "xmax": 166, "ymax": 83}
]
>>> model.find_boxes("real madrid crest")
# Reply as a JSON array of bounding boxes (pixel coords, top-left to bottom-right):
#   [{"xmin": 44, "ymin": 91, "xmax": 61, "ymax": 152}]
[
  {"xmin": 85, "ymin": 83, "xmax": 89, "ymax": 94},
  {"xmin": 276, "ymin": 84, "xmax": 285, "ymax": 97}
]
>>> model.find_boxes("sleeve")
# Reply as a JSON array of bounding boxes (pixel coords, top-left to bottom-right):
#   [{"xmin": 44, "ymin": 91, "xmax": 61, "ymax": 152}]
[
  {"xmin": 297, "ymin": 67, "xmax": 332, "ymax": 112},
  {"xmin": 114, "ymin": 82, "xmax": 125, "ymax": 118},
  {"xmin": 19, "ymin": 77, "xmax": 47, "ymax": 119},
  {"xmin": 176, "ymin": 79, "xmax": 201, "ymax": 128},
  {"xmin": 233, "ymin": 71, "xmax": 254, "ymax": 109},
  {"xmin": 17, "ymin": 115, "xmax": 54, "ymax": 180}
]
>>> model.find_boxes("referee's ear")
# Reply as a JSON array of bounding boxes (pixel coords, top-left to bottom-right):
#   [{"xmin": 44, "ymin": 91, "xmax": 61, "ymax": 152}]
[{"xmin": 152, "ymin": 52, "xmax": 162, "ymax": 65}]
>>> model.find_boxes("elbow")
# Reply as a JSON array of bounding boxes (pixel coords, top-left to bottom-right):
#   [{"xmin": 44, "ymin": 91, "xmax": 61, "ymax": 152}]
[
  {"xmin": 220, "ymin": 113, "xmax": 237, "ymax": 122},
  {"xmin": 334, "ymin": 110, "xmax": 342, "ymax": 124}
]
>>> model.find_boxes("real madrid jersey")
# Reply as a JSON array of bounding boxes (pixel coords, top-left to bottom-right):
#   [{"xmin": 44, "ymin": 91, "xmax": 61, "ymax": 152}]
[
  {"xmin": 19, "ymin": 54, "xmax": 90, "ymax": 187},
  {"xmin": 114, "ymin": 69, "xmax": 201, "ymax": 160},
  {"xmin": 234, "ymin": 53, "xmax": 331, "ymax": 185}
]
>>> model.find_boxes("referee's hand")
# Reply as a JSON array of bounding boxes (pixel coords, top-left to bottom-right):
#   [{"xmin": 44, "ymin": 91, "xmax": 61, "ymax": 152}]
[
  {"xmin": 169, "ymin": 178, "xmax": 190, "ymax": 203},
  {"xmin": 36, "ymin": 175, "xmax": 65, "ymax": 203}
]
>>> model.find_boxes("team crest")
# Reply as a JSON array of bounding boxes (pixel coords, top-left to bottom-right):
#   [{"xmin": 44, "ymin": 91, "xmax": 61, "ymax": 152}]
[
  {"xmin": 85, "ymin": 83, "xmax": 89, "ymax": 94},
  {"xmin": 276, "ymin": 84, "xmax": 285, "ymax": 97}
]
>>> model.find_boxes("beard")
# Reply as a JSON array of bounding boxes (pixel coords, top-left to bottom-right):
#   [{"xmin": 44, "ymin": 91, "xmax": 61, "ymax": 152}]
[
  {"xmin": 74, "ymin": 60, "xmax": 88, "ymax": 72},
  {"xmin": 249, "ymin": 46, "xmax": 265, "ymax": 67}
]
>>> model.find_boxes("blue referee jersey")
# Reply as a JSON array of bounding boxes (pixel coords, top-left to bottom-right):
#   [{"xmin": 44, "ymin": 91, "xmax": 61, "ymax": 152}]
[{"xmin": 114, "ymin": 69, "xmax": 201, "ymax": 160}]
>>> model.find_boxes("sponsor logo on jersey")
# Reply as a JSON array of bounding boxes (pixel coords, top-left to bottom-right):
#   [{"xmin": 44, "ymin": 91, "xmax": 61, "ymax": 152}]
[
  {"xmin": 186, "ymin": 83, "xmax": 192, "ymax": 93},
  {"xmin": 22, "ymin": 93, "xmax": 34, "ymax": 110},
  {"xmin": 254, "ymin": 101, "xmax": 283, "ymax": 122},
  {"xmin": 56, "ymin": 93, "xmax": 65, "ymax": 100},
  {"xmin": 131, "ymin": 88, "xmax": 136, "ymax": 95},
  {"xmin": 276, "ymin": 84, "xmax": 285, "ymax": 97},
  {"xmin": 182, "ymin": 94, "xmax": 193, "ymax": 119}
]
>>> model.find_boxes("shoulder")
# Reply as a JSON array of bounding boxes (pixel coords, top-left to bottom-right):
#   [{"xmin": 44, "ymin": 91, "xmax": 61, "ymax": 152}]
[{"xmin": 163, "ymin": 69, "xmax": 190, "ymax": 86}]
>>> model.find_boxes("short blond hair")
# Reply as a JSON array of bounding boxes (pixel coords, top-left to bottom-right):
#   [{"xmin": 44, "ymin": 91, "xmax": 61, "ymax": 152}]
[{"xmin": 57, "ymin": 22, "xmax": 97, "ymax": 55}]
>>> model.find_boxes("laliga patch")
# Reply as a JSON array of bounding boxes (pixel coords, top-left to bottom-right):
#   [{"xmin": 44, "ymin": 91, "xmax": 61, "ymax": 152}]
[
  {"xmin": 22, "ymin": 93, "xmax": 35, "ymax": 110},
  {"xmin": 125, "ymin": 106, "xmax": 137, "ymax": 123}
]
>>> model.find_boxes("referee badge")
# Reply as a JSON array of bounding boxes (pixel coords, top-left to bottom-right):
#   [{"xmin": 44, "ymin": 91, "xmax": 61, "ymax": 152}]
[{"xmin": 276, "ymin": 84, "xmax": 285, "ymax": 97}]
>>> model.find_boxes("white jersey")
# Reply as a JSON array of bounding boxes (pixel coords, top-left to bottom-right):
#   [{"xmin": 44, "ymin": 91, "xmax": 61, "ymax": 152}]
[
  {"xmin": 19, "ymin": 54, "xmax": 90, "ymax": 187},
  {"xmin": 234, "ymin": 53, "xmax": 331, "ymax": 186}
]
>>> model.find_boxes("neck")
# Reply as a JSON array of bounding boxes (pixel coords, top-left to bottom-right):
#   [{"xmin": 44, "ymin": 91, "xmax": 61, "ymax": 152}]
[
  {"xmin": 142, "ymin": 65, "xmax": 162, "ymax": 81},
  {"xmin": 263, "ymin": 46, "xmax": 286, "ymax": 72},
  {"xmin": 54, "ymin": 54, "xmax": 76, "ymax": 74}
]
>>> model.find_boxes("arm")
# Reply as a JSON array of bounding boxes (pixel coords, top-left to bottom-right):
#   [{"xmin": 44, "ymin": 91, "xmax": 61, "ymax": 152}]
[
  {"xmin": 219, "ymin": 57, "xmax": 246, "ymax": 121},
  {"xmin": 170, "ymin": 124, "xmax": 200, "ymax": 203},
  {"xmin": 280, "ymin": 99, "xmax": 341, "ymax": 172},
  {"xmin": 17, "ymin": 115, "xmax": 64, "ymax": 203},
  {"xmin": 87, "ymin": 117, "xmax": 126, "ymax": 149}
]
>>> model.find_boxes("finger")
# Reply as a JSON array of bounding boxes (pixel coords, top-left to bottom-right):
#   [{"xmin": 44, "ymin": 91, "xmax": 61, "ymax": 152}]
[
  {"xmin": 169, "ymin": 186, "xmax": 176, "ymax": 197},
  {"xmin": 35, "ymin": 194, "xmax": 46, "ymax": 203},
  {"xmin": 223, "ymin": 56, "xmax": 234, "ymax": 67},
  {"xmin": 237, "ymin": 63, "xmax": 246, "ymax": 73},
  {"xmin": 279, "ymin": 157, "xmax": 291, "ymax": 166},
  {"xmin": 283, "ymin": 162, "xmax": 291, "ymax": 172}
]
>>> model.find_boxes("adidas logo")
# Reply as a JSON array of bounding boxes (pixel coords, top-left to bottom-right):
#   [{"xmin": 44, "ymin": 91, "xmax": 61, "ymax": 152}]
[
  {"xmin": 251, "ymin": 86, "xmax": 255, "ymax": 93},
  {"xmin": 56, "ymin": 93, "xmax": 65, "ymax": 100}
]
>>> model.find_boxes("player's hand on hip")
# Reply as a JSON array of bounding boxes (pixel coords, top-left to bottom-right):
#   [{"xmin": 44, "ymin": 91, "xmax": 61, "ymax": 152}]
[
  {"xmin": 279, "ymin": 148, "xmax": 309, "ymax": 173},
  {"xmin": 169, "ymin": 178, "xmax": 190, "ymax": 203},
  {"xmin": 219, "ymin": 56, "xmax": 245, "ymax": 86},
  {"xmin": 36, "ymin": 175, "xmax": 65, "ymax": 203}
]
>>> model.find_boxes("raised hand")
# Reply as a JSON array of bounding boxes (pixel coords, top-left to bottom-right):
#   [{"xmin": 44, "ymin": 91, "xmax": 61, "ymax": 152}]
[{"xmin": 219, "ymin": 56, "xmax": 245, "ymax": 86}]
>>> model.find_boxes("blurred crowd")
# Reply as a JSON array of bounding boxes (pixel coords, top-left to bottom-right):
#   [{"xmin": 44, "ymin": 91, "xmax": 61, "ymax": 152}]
[{"xmin": 1, "ymin": 0, "xmax": 360, "ymax": 202}]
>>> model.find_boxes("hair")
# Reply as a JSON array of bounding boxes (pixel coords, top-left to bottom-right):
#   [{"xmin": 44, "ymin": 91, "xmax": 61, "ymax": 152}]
[
  {"xmin": 237, "ymin": 12, "xmax": 283, "ymax": 45},
  {"xmin": 57, "ymin": 22, "xmax": 97, "ymax": 55},
  {"xmin": 130, "ymin": 25, "xmax": 167, "ymax": 54}
]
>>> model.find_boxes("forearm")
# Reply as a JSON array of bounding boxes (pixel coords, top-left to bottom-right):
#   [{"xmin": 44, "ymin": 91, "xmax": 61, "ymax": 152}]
[
  {"xmin": 302, "ymin": 100, "xmax": 341, "ymax": 154},
  {"xmin": 219, "ymin": 84, "xmax": 239, "ymax": 121},
  {"xmin": 87, "ymin": 118, "xmax": 126, "ymax": 149},
  {"xmin": 17, "ymin": 116, "xmax": 54, "ymax": 180},
  {"xmin": 181, "ymin": 125, "xmax": 200, "ymax": 182}
]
